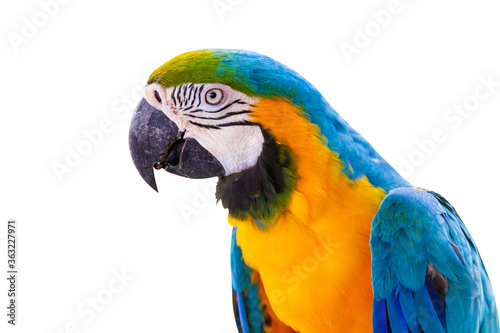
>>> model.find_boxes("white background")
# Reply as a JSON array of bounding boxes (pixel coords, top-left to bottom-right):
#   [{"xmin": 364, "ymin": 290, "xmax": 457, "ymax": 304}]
[{"xmin": 1, "ymin": 0, "xmax": 500, "ymax": 332}]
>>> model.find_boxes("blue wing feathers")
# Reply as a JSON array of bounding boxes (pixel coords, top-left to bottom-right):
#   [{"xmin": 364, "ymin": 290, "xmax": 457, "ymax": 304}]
[
  {"xmin": 373, "ymin": 298, "xmax": 390, "ymax": 333},
  {"xmin": 371, "ymin": 188, "xmax": 499, "ymax": 332},
  {"xmin": 399, "ymin": 288, "xmax": 423, "ymax": 333},
  {"xmin": 231, "ymin": 228, "xmax": 252, "ymax": 292},
  {"xmin": 413, "ymin": 287, "xmax": 446, "ymax": 333},
  {"xmin": 425, "ymin": 273, "xmax": 447, "ymax": 329},
  {"xmin": 230, "ymin": 227, "xmax": 266, "ymax": 333},
  {"xmin": 235, "ymin": 291, "xmax": 251, "ymax": 333},
  {"xmin": 387, "ymin": 290, "xmax": 410, "ymax": 333}
]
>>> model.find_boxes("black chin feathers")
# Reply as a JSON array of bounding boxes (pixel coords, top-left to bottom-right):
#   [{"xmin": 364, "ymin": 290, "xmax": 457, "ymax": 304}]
[{"xmin": 216, "ymin": 129, "xmax": 296, "ymax": 222}]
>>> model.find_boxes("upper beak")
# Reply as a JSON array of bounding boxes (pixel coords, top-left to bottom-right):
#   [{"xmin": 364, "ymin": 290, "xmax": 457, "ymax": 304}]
[{"xmin": 129, "ymin": 98, "xmax": 225, "ymax": 192}]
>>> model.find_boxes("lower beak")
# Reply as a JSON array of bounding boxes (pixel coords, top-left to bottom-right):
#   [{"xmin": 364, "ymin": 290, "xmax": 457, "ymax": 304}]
[{"xmin": 129, "ymin": 98, "xmax": 224, "ymax": 192}]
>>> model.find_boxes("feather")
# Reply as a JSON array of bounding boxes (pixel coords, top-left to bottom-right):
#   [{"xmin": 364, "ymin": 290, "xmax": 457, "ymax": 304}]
[{"xmin": 371, "ymin": 188, "xmax": 499, "ymax": 332}]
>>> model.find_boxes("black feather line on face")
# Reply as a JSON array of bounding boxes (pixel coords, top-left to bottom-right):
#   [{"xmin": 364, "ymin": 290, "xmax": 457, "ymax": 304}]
[
  {"xmin": 177, "ymin": 85, "xmax": 182, "ymax": 104},
  {"xmin": 182, "ymin": 85, "xmax": 188, "ymax": 105},
  {"xmin": 189, "ymin": 99, "xmax": 247, "ymax": 114},
  {"xmin": 216, "ymin": 129, "xmax": 296, "ymax": 223},
  {"xmin": 196, "ymin": 84, "xmax": 204, "ymax": 107},
  {"xmin": 186, "ymin": 110, "xmax": 252, "ymax": 121},
  {"xmin": 171, "ymin": 86, "xmax": 177, "ymax": 106},
  {"xmin": 187, "ymin": 84, "xmax": 194, "ymax": 102}
]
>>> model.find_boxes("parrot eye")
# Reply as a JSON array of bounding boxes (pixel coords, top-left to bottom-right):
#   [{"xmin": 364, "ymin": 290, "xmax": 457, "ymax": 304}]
[{"xmin": 205, "ymin": 88, "xmax": 224, "ymax": 105}]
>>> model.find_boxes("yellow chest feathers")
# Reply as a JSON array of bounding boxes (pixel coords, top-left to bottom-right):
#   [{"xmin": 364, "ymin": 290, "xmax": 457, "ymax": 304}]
[{"xmin": 228, "ymin": 98, "xmax": 386, "ymax": 332}]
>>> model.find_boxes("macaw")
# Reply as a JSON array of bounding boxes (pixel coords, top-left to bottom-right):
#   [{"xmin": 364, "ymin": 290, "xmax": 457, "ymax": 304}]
[{"xmin": 129, "ymin": 49, "xmax": 499, "ymax": 333}]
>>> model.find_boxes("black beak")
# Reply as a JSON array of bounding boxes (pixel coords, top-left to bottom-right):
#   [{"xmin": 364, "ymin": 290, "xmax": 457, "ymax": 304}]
[{"xmin": 129, "ymin": 98, "xmax": 225, "ymax": 192}]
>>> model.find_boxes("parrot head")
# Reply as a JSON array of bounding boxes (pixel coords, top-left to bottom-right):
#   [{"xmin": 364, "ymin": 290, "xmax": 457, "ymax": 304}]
[
  {"xmin": 129, "ymin": 49, "xmax": 406, "ymax": 221},
  {"xmin": 130, "ymin": 49, "xmax": 302, "ymax": 220}
]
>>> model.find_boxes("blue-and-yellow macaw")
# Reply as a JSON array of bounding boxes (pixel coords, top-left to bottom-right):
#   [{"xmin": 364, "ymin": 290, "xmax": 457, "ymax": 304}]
[{"xmin": 129, "ymin": 49, "xmax": 499, "ymax": 332}]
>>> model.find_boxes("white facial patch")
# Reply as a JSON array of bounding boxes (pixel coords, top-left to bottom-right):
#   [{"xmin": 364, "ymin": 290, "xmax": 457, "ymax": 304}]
[{"xmin": 144, "ymin": 82, "xmax": 264, "ymax": 176}]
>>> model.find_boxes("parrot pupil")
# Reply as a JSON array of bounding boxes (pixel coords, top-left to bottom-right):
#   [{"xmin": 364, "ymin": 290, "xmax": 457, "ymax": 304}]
[{"xmin": 210, "ymin": 92, "xmax": 217, "ymax": 99}]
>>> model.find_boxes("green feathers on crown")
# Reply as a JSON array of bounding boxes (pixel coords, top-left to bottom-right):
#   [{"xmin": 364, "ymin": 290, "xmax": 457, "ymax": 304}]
[{"xmin": 148, "ymin": 49, "xmax": 256, "ymax": 97}]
